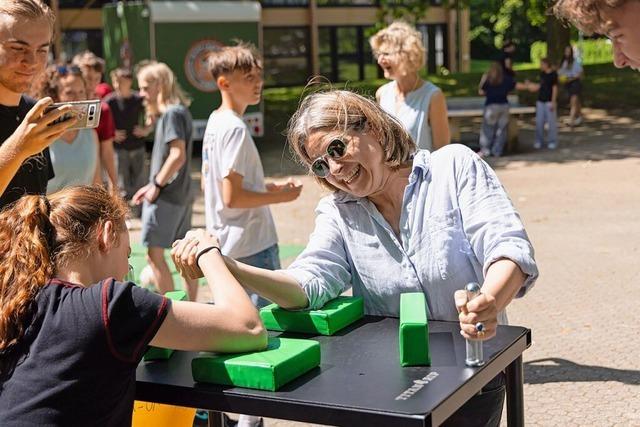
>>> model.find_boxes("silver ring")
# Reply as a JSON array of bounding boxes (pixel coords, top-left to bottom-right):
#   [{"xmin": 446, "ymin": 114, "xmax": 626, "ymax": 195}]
[{"xmin": 475, "ymin": 322, "xmax": 485, "ymax": 333}]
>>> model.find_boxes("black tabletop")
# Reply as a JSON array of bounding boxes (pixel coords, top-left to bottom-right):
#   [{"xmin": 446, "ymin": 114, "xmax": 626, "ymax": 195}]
[{"xmin": 136, "ymin": 317, "xmax": 530, "ymax": 427}]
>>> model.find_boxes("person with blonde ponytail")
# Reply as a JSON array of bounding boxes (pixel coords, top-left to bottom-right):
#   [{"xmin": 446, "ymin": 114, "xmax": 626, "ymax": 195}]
[
  {"xmin": 132, "ymin": 62, "xmax": 198, "ymax": 300},
  {"xmin": 0, "ymin": 185, "xmax": 267, "ymax": 426}
]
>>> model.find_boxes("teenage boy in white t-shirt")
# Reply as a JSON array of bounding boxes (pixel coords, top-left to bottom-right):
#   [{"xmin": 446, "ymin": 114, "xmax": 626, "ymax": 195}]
[{"xmin": 202, "ymin": 43, "xmax": 302, "ymax": 307}]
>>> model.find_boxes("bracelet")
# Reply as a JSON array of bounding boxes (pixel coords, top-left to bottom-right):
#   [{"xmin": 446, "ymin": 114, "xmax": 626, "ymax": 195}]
[
  {"xmin": 195, "ymin": 245, "xmax": 221, "ymax": 267},
  {"xmin": 153, "ymin": 176, "xmax": 167, "ymax": 190}
]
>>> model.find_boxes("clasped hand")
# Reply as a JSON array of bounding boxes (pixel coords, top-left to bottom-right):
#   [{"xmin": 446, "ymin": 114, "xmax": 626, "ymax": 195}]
[
  {"xmin": 454, "ymin": 290, "xmax": 498, "ymax": 341},
  {"xmin": 171, "ymin": 229, "xmax": 220, "ymax": 280}
]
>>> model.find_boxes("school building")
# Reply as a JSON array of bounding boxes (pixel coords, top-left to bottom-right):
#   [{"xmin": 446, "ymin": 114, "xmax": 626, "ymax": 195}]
[{"xmin": 50, "ymin": 0, "xmax": 470, "ymax": 87}]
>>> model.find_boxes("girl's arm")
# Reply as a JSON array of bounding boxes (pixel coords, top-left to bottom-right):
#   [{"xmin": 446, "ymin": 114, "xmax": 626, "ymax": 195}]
[{"xmin": 151, "ymin": 230, "xmax": 268, "ymax": 353}]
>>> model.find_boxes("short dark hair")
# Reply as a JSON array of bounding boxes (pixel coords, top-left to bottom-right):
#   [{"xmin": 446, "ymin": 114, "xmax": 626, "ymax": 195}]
[{"xmin": 208, "ymin": 42, "xmax": 262, "ymax": 80}]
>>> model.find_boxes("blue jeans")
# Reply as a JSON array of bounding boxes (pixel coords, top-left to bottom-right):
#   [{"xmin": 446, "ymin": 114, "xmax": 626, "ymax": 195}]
[
  {"xmin": 237, "ymin": 244, "xmax": 281, "ymax": 308},
  {"xmin": 535, "ymin": 101, "xmax": 558, "ymax": 147},
  {"xmin": 479, "ymin": 103, "xmax": 510, "ymax": 157}
]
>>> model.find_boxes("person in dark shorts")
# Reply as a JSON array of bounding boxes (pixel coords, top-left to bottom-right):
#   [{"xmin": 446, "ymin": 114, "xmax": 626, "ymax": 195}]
[
  {"xmin": 0, "ymin": 185, "xmax": 267, "ymax": 426},
  {"xmin": 132, "ymin": 61, "xmax": 199, "ymax": 300},
  {"xmin": 558, "ymin": 45, "xmax": 584, "ymax": 127}
]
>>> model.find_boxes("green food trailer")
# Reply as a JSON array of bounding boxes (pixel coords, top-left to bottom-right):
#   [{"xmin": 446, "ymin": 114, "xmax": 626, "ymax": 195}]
[{"xmin": 102, "ymin": 1, "xmax": 263, "ymax": 140}]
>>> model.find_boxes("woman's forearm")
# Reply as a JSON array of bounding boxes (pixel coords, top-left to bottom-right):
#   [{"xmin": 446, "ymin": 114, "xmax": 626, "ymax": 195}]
[
  {"xmin": 481, "ymin": 258, "xmax": 527, "ymax": 312},
  {"xmin": 224, "ymin": 257, "xmax": 309, "ymax": 309}
]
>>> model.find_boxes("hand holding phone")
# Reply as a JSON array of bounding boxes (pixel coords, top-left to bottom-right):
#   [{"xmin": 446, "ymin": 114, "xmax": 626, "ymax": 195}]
[
  {"xmin": 3, "ymin": 98, "xmax": 79, "ymax": 160},
  {"xmin": 45, "ymin": 99, "xmax": 102, "ymax": 130}
]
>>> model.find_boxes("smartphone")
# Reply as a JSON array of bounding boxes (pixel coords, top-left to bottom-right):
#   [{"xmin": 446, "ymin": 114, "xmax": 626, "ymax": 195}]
[{"xmin": 45, "ymin": 99, "xmax": 102, "ymax": 129}]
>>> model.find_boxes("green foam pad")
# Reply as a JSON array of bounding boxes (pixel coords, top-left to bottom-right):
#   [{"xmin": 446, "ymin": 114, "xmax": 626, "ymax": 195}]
[
  {"xmin": 260, "ymin": 296, "xmax": 364, "ymax": 335},
  {"xmin": 399, "ymin": 292, "xmax": 430, "ymax": 367},
  {"xmin": 192, "ymin": 337, "xmax": 320, "ymax": 391},
  {"xmin": 143, "ymin": 291, "xmax": 187, "ymax": 361}
]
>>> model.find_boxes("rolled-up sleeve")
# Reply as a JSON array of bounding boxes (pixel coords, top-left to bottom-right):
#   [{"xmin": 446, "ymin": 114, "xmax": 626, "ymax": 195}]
[
  {"xmin": 456, "ymin": 151, "xmax": 538, "ymax": 297},
  {"xmin": 281, "ymin": 198, "xmax": 352, "ymax": 309}
]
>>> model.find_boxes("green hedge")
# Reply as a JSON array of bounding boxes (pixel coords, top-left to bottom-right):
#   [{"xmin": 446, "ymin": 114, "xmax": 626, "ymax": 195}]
[{"xmin": 530, "ymin": 39, "xmax": 613, "ymax": 66}]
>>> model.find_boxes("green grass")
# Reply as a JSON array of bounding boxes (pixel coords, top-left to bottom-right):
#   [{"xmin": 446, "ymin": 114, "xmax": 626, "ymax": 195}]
[{"xmin": 259, "ymin": 62, "xmax": 640, "ymax": 149}]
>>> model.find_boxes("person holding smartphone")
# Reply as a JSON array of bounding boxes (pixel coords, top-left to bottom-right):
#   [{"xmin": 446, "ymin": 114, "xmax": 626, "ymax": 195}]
[{"xmin": 0, "ymin": 0, "xmax": 77, "ymax": 209}]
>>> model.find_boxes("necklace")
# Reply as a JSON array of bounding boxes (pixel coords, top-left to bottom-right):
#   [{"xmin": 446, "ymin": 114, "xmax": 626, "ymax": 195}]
[{"xmin": 394, "ymin": 75, "xmax": 422, "ymax": 114}]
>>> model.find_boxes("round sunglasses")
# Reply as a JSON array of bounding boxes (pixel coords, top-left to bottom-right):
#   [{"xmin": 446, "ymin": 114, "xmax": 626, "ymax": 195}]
[{"xmin": 310, "ymin": 138, "xmax": 348, "ymax": 178}]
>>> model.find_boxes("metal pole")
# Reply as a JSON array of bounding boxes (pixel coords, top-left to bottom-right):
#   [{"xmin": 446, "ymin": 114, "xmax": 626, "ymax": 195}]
[
  {"xmin": 505, "ymin": 354, "xmax": 525, "ymax": 427},
  {"xmin": 309, "ymin": 0, "xmax": 320, "ymax": 76}
]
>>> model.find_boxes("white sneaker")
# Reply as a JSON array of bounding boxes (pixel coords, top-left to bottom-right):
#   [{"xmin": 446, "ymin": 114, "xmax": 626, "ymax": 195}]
[
  {"xmin": 573, "ymin": 116, "xmax": 583, "ymax": 126},
  {"xmin": 548, "ymin": 143, "xmax": 558, "ymax": 150},
  {"xmin": 533, "ymin": 142, "xmax": 542, "ymax": 149}
]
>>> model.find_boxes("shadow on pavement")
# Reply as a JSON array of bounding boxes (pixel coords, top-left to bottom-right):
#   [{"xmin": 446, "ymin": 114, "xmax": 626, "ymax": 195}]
[{"xmin": 524, "ymin": 357, "xmax": 640, "ymax": 385}]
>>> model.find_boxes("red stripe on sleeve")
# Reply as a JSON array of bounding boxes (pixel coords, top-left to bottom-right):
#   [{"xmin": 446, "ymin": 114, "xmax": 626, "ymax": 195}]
[{"xmin": 131, "ymin": 296, "xmax": 169, "ymax": 360}]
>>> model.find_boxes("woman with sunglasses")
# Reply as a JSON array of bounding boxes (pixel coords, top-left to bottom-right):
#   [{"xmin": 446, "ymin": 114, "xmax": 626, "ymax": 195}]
[
  {"xmin": 35, "ymin": 65, "xmax": 102, "ymax": 193},
  {"xmin": 370, "ymin": 21, "xmax": 450, "ymax": 152},
  {"xmin": 174, "ymin": 90, "xmax": 538, "ymax": 426},
  {"xmin": 0, "ymin": 185, "xmax": 267, "ymax": 425}
]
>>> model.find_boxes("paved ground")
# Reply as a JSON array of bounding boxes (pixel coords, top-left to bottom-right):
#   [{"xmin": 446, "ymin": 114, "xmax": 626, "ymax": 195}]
[{"xmin": 132, "ymin": 108, "xmax": 640, "ymax": 426}]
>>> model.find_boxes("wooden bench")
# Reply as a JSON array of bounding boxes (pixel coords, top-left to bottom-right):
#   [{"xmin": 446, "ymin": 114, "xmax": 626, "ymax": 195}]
[{"xmin": 446, "ymin": 95, "xmax": 536, "ymax": 153}]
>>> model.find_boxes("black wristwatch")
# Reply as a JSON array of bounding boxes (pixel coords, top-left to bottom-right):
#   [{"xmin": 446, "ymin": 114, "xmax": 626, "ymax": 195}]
[{"xmin": 153, "ymin": 176, "xmax": 167, "ymax": 190}]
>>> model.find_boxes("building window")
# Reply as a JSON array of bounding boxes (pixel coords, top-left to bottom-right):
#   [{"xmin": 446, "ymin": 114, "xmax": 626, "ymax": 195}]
[
  {"xmin": 417, "ymin": 23, "xmax": 448, "ymax": 73},
  {"xmin": 261, "ymin": 0, "xmax": 309, "ymax": 6},
  {"xmin": 317, "ymin": 0, "xmax": 376, "ymax": 6},
  {"xmin": 263, "ymin": 27, "xmax": 311, "ymax": 86},
  {"xmin": 319, "ymin": 25, "xmax": 377, "ymax": 83},
  {"xmin": 61, "ymin": 30, "xmax": 104, "ymax": 60}
]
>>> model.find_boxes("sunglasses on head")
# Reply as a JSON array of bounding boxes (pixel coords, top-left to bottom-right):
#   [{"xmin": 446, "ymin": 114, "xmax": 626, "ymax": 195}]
[
  {"xmin": 310, "ymin": 138, "xmax": 348, "ymax": 178},
  {"xmin": 57, "ymin": 65, "xmax": 82, "ymax": 76}
]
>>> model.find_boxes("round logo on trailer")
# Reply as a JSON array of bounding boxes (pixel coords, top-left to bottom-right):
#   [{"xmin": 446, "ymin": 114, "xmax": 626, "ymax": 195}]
[{"xmin": 184, "ymin": 39, "xmax": 224, "ymax": 92}]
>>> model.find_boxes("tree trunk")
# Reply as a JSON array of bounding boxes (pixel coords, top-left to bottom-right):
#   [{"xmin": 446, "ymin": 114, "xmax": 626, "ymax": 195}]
[{"xmin": 546, "ymin": 15, "xmax": 571, "ymax": 67}]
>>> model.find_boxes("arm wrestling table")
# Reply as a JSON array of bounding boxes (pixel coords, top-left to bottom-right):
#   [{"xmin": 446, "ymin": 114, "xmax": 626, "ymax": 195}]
[{"xmin": 136, "ymin": 316, "xmax": 531, "ymax": 427}]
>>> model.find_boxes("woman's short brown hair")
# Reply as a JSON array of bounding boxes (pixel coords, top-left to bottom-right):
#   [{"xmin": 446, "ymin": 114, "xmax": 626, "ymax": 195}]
[
  {"xmin": 553, "ymin": 0, "xmax": 631, "ymax": 34},
  {"xmin": 287, "ymin": 90, "xmax": 416, "ymax": 191}
]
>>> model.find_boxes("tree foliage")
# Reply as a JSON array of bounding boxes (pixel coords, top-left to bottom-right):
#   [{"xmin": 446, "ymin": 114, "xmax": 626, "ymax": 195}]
[{"xmin": 468, "ymin": 0, "xmax": 557, "ymax": 61}]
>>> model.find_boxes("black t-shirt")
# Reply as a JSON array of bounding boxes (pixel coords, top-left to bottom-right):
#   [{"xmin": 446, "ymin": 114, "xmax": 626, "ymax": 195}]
[
  {"xmin": 482, "ymin": 74, "xmax": 516, "ymax": 105},
  {"xmin": 0, "ymin": 95, "xmax": 54, "ymax": 210},
  {"xmin": 105, "ymin": 92, "xmax": 146, "ymax": 151},
  {"xmin": 538, "ymin": 71, "xmax": 558, "ymax": 102},
  {"xmin": 500, "ymin": 51, "xmax": 516, "ymax": 77},
  {"xmin": 0, "ymin": 278, "xmax": 170, "ymax": 426}
]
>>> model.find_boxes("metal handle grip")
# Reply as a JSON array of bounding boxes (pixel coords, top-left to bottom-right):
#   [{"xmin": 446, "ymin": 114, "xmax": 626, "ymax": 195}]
[{"xmin": 464, "ymin": 282, "xmax": 484, "ymax": 367}]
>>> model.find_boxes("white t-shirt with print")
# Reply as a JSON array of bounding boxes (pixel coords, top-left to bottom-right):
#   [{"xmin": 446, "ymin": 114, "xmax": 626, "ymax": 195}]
[{"xmin": 202, "ymin": 109, "xmax": 278, "ymax": 259}]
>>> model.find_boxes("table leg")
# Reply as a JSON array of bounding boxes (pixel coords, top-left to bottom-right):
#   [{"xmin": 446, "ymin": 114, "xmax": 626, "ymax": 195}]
[
  {"xmin": 207, "ymin": 410, "xmax": 224, "ymax": 427},
  {"xmin": 505, "ymin": 354, "xmax": 524, "ymax": 427}
]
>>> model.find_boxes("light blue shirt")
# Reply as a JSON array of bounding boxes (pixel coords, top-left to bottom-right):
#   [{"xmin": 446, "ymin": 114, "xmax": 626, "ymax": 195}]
[
  {"xmin": 47, "ymin": 129, "xmax": 97, "ymax": 194},
  {"xmin": 283, "ymin": 145, "xmax": 538, "ymax": 322},
  {"xmin": 379, "ymin": 80, "xmax": 441, "ymax": 151}
]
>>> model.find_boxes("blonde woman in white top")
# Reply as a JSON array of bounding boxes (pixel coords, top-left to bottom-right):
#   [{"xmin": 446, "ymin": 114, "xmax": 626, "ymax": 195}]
[{"xmin": 370, "ymin": 21, "xmax": 450, "ymax": 151}]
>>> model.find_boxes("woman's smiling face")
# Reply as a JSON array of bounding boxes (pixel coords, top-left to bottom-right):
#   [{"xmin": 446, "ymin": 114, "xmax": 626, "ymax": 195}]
[{"xmin": 305, "ymin": 129, "xmax": 392, "ymax": 198}]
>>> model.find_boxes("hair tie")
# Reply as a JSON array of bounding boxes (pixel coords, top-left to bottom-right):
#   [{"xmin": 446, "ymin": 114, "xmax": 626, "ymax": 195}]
[
  {"xmin": 41, "ymin": 196, "xmax": 51, "ymax": 216},
  {"xmin": 39, "ymin": 196, "xmax": 57, "ymax": 253}
]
